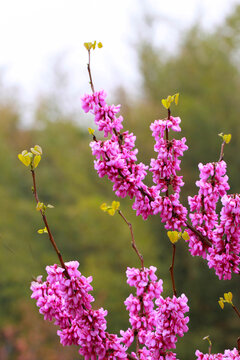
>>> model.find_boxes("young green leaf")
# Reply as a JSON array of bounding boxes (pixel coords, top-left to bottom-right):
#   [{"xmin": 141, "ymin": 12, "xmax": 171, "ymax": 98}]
[
  {"xmin": 31, "ymin": 145, "xmax": 42, "ymax": 155},
  {"xmin": 88, "ymin": 128, "xmax": 95, "ymax": 135},
  {"xmin": 161, "ymin": 99, "xmax": 168, "ymax": 109},
  {"xmin": 84, "ymin": 42, "xmax": 92, "ymax": 51},
  {"xmin": 182, "ymin": 231, "xmax": 190, "ymax": 241},
  {"xmin": 37, "ymin": 227, "xmax": 48, "ymax": 234},
  {"xmin": 218, "ymin": 299, "xmax": 224, "ymax": 309},
  {"xmin": 167, "ymin": 231, "xmax": 180, "ymax": 244},
  {"xmin": 218, "ymin": 133, "xmax": 232, "ymax": 144},
  {"xmin": 100, "ymin": 203, "xmax": 108, "ymax": 212},
  {"xmin": 111, "ymin": 201, "xmax": 120, "ymax": 211},
  {"xmin": 107, "ymin": 208, "xmax": 115, "ymax": 216},
  {"xmin": 18, "ymin": 151, "xmax": 31, "ymax": 167},
  {"xmin": 175, "ymin": 93, "xmax": 179, "ymax": 105},
  {"xmin": 36, "ymin": 202, "xmax": 44, "ymax": 211},
  {"xmin": 33, "ymin": 155, "xmax": 41, "ymax": 168},
  {"xmin": 223, "ymin": 134, "xmax": 231, "ymax": 144}
]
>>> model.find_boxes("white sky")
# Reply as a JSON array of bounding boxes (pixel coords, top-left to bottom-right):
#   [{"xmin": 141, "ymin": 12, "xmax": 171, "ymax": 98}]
[{"xmin": 0, "ymin": 0, "xmax": 239, "ymax": 120}]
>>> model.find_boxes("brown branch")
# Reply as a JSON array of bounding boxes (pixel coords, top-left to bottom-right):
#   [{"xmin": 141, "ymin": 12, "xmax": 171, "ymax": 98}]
[
  {"xmin": 185, "ymin": 221, "xmax": 212, "ymax": 247},
  {"xmin": 118, "ymin": 210, "xmax": 144, "ymax": 270},
  {"xmin": 87, "ymin": 50, "xmax": 95, "ymax": 93},
  {"xmin": 208, "ymin": 343, "xmax": 212, "ymax": 355},
  {"xmin": 169, "ymin": 243, "xmax": 177, "ymax": 296},
  {"xmin": 137, "ymin": 186, "xmax": 154, "ymax": 202},
  {"xmin": 31, "ymin": 170, "xmax": 70, "ymax": 279},
  {"xmin": 237, "ymin": 337, "xmax": 240, "ymax": 352},
  {"xmin": 218, "ymin": 141, "xmax": 225, "ymax": 162},
  {"xmin": 232, "ymin": 304, "xmax": 240, "ymax": 319},
  {"xmin": 168, "ymin": 108, "xmax": 171, "ymax": 121},
  {"xmin": 127, "ymin": 354, "xmax": 138, "ymax": 360},
  {"xmin": 136, "ymin": 335, "xmax": 140, "ymax": 356}
]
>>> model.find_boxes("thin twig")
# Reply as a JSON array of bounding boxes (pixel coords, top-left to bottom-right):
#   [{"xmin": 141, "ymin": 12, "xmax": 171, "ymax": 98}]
[
  {"xmin": 118, "ymin": 208, "xmax": 143, "ymax": 357},
  {"xmin": 232, "ymin": 304, "xmax": 240, "ymax": 319},
  {"xmin": 87, "ymin": 50, "xmax": 95, "ymax": 93},
  {"xmin": 127, "ymin": 354, "xmax": 138, "ymax": 360},
  {"xmin": 169, "ymin": 243, "xmax": 177, "ymax": 296},
  {"xmin": 218, "ymin": 141, "xmax": 225, "ymax": 162},
  {"xmin": 237, "ymin": 337, "xmax": 240, "ymax": 352},
  {"xmin": 31, "ymin": 170, "xmax": 70, "ymax": 279},
  {"xmin": 168, "ymin": 108, "xmax": 171, "ymax": 121},
  {"xmin": 118, "ymin": 210, "xmax": 144, "ymax": 270},
  {"xmin": 185, "ymin": 221, "xmax": 212, "ymax": 247}
]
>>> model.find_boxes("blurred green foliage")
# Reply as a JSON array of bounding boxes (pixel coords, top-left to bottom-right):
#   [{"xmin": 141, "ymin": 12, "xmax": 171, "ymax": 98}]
[{"xmin": 0, "ymin": 4, "xmax": 240, "ymax": 360}]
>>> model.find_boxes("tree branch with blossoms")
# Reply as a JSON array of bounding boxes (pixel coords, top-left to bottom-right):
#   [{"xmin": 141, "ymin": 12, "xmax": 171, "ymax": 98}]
[
  {"xmin": 15, "ymin": 41, "xmax": 240, "ymax": 360},
  {"xmin": 81, "ymin": 42, "xmax": 240, "ymax": 358}
]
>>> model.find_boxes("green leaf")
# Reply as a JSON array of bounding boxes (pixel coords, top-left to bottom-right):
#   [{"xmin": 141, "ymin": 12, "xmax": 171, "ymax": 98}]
[
  {"xmin": 227, "ymin": 292, "xmax": 233, "ymax": 302},
  {"xmin": 33, "ymin": 155, "xmax": 41, "ymax": 168},
  {"xmin": 31, "ymin": 145, "xmax": 42, "ymax": 155},
  {"xmin": 167, "ymin": 231, "xmax": 180, "ymax": 244},
  {"xmin": 218, "ymin": 133, "xmax": 232, "ymax": 144},
  {"xmin": 37, "ymin": 227, "xmax": 48, "ymax": 234},
  {"xmin": 218, "ymin": 299, "xmax": 224, "ymax": 309},
  {"xmin": 175, "ymin": 93, "xmax": 179, "ymax": 105},
  {"xmin": 18, "ymin": 153, "xmax": 31, "ymax": 167},
  {"xmin": 182, "ymin": 231, "xmax": 190, "ymax": 241},
  {"xmin": 88, "ymin": 127, "xmax": 95, "ymax": 135},
  {"xmin": 100, "ymin": 203, "xmax": 108, "ymax": 212},
  {"xmin": 98, "ymin": 42, "xmax": 103, "ymax": 48},
  {"xmin": 111, "ymin": 201, "xmax": 120, "ymax": 211},
  {"xmin": 224, "ymin": 292, "xmax": 233, "ymax": 303},
  {"xmin": 84, "ymin": 42, "xmax": 92, "ymax": 51},
  {"xmin": 223, "ymin": 134, "xmax": 231, "ymax": 144},
  {"xmin": 36, "ymin": 202, "xmax": 44, "ymax": 211},
  {"xmin": 161, "ymin": 99, "xmax": 168, "ymax": 109},
  {"xmin": 107, "ymin": 208, "xmax": 115, "ymax": 216}
]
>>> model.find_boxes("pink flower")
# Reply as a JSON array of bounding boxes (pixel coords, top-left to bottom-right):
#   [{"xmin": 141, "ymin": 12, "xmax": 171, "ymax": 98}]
[{"xmin": 195, "ymin": 348, "xmax": 239, "ymax": 360}]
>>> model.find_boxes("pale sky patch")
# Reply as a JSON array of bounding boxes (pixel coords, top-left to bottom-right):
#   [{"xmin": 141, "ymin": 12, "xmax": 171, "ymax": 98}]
[{"xmin": 0, "ymin": 0, "xmax": 239, "ymax": 121}]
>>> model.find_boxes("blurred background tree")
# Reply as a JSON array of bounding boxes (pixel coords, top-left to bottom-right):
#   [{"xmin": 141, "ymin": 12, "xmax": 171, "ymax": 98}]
[{"xmin": 0, "ymin": 4, "xmax": 240, "ymax": 360}]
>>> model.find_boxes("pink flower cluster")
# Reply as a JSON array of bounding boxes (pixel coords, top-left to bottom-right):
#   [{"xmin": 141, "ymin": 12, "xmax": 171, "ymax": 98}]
[
  {"xmin": 195, "ymin": 348, "xmax": 239, "ymax": 359},
  {"xmin": 149, "ymin": 117, "xmax": 188, "ymax": 230},
  {"xmin": 185, "ymin": 159, "xmax": 240, "ymax": 279},
  {"xmin": 207, "ymin": 194, "xmax": 240, "ymax": 279},
  {"xmin": 149, "ymin": 117, "xmax": 186, "ymax": 194},
  {"xmin": 82, "ymin": 90, "xmax": 152, "ymax": 219},
  {"xmin": 187, "ymin": 161, "xmax": 229, "ymax": 258},
  {"xmin": 31, "ymin": 261, "xmax": 127, "ymax": 360},
  {"xmin": 121, "ymin": 267, "xmax": 189, "ymax": 360},
  {"xmin": 82, "ymin": 91, "xmax": 188, "ymax": 228},
  {"xmin": 82, "ymin": 90, "xmax": 123, "ymax": 137},
  {"xmin": 31, "ymin": 264, "xmax": 189, "ymax": 360}
]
